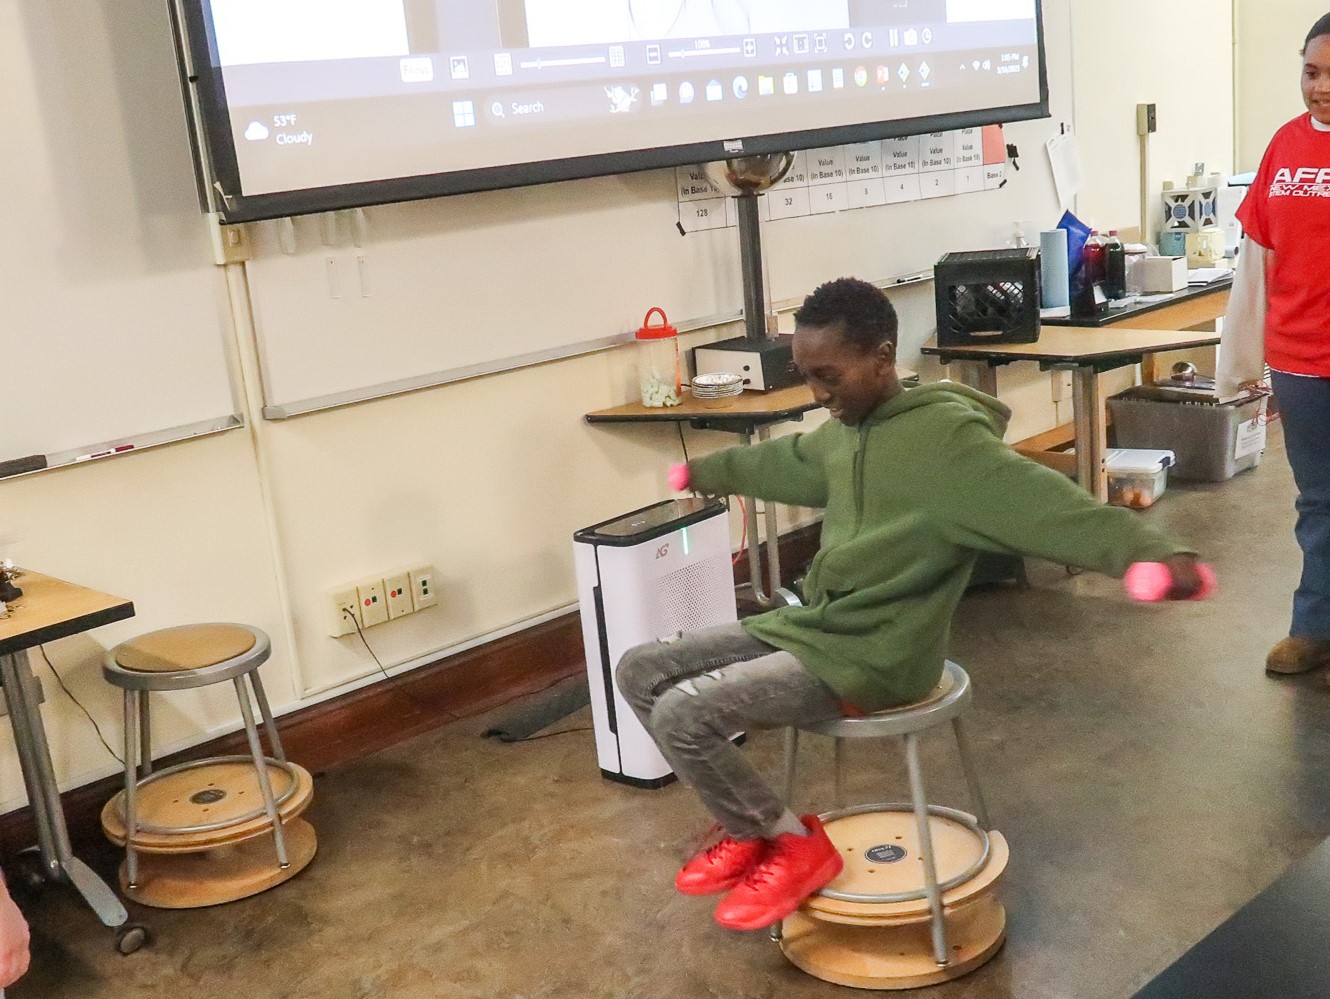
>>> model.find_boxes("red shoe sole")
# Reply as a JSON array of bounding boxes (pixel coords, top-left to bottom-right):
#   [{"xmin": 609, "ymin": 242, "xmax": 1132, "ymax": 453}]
[{"xmin": 714, "ymin": 854, "xmax": 845, "ymax": 931}]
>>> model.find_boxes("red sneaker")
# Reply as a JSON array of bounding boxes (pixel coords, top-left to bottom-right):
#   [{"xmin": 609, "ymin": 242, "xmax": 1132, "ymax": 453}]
[
  {"xmin": 713, "ymin": 815, "xmax": 843, "ymax": 931},
  {"xmin": 675, "ymin": 835, "xmax": 766, "ymax": 896}
]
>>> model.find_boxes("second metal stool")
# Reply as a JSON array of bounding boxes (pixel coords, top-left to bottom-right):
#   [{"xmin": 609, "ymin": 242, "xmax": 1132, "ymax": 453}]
[{"xmin": 101, "ymin": 624, "xmax": 314, "ymax": 906}]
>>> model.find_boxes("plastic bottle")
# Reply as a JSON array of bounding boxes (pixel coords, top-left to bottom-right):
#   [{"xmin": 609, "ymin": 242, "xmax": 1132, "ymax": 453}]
[
  {"xmin": 1104, "ymin": 230, "xmax": 1127, "ymax": 300},
  {"xmin": 1083, "ymin": 230, "xmax": 1107, "ymax": 285},
  {"xmin": 635, "ymin": 307, "xmax": 681, "ymax": 408}
]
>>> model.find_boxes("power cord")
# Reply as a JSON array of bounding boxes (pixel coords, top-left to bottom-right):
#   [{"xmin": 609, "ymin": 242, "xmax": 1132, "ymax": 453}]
[
  {"xmin": 510, "ymin": 726, "xmax": 593, "ymax": 743},
  {"xmin": 675, "ymin": 422, "xmax": 691, "ymax": 464},
  {"xmin": 344, "ymin": 608, "xmax": 462, "ymax": 722},
  {"xmin": 37, "ymin": 646, "xmax": 123, "ymax": 765},
  {"xmin": 676, "ymin": 421, "xmax": 749, "ymax": 564},
  {"xmin": 344, "ymin": 609, "xmax": 592, "ymax": 741}
]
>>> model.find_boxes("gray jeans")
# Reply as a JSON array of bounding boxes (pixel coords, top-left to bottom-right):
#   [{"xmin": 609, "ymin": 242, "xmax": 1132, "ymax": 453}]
[{"xmin": 616, "ymin": 622, "xmax": 844, "ymax": 839}]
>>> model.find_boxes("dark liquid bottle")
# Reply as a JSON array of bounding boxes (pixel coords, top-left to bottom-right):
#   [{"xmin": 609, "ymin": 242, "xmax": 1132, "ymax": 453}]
[
  {"xmin": 1104, "ymin": 230, "xmax": 1127, "ymax": 300},
  {"xmin": 1083, "ymin": 229, "xmax": 1107, "ymax": 285}
]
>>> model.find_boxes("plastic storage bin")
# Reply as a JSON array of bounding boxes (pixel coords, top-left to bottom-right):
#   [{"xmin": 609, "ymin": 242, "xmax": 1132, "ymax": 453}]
[
  {"xmin": 1108, "ymin": 389, "xmax": 1267, "ymax": 482},
  {"xmin": 1106, "ymin": 449, "xmax": 1175, "ymax": 510}
]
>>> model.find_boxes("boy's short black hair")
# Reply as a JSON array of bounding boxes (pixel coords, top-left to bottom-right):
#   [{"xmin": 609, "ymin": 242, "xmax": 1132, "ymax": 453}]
[
  {"xmin": 1306, "ymin": 12, "xmax": 1330, "ymax": 50},
  {"xmin": 794, "ymin": 277, "xmax": 899, "ymax": 352}
]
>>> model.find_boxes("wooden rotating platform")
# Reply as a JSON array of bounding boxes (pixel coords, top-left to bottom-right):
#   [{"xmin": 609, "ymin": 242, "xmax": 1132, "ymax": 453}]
[
  {"xmin": 101, "ymin": 758, "xmax": 318, "ymax": 909},
  {"xmin": 101, "ymin": 759, "xmax": 314, "ymax": 853},
  {"xmin": 117, "ymin": 818, "xmax": 317, "ymax": 909},
  {"xmin": 779, "ymin": 810, "xmax": 1009, "ymax": 989},
  {"xmin": 781, "ymin": 892, "xmax": 1007, "ymax": 990},
  {"xmin": 804, "ymin": 810, "xmax": 1009, "ymax": 926}
]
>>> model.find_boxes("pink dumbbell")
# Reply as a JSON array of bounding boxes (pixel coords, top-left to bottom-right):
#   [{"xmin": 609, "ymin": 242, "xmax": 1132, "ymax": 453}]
[
  {"xmin": 668, "ymin": 463, "xmax": 691, "ymax": 492},
  {"xmin": 1124, "ymin": 561, "xmax": 1217, "ymax": 602}
]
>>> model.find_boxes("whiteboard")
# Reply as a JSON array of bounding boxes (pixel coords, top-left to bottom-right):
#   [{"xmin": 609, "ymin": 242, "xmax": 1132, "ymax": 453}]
[
  {"xmin": 244, "ymin": 4, "xmax": 1073, "ymax": 418},
  {"xmin": 0, "ymin": 4, "xmax": 239, "ymax": 466}
]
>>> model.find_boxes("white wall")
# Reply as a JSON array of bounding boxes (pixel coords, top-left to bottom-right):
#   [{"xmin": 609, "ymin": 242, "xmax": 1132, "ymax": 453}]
[
  {"xmin": 1237, "ymin": 0, "xmax": 1322, "ymax": 171},
  {"xmin": 0, "ymin": 0, "xmax": 1236, "ymax": 813},
  {"xmin": 1071, "ymin": 0, "xmax": 1235, "ymax": 239}
]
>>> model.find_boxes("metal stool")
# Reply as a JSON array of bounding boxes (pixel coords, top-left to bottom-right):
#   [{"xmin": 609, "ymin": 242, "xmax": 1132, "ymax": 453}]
[
  {"xmin": 102, "ymin": 624, "xmax": 291, "ymax": 891},
  {"xmin": 779, "ymin": 661, "xmax": 1002, "ymax": 982}
]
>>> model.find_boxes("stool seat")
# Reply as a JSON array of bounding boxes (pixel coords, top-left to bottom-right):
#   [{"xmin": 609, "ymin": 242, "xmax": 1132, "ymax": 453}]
[
  {"xmin": 104, "ymin": 624, "xmax": 270, "ymax": 691},
  {"xmin": 803, "ymin": 661, "xmax": 971, "ymax": 739}
]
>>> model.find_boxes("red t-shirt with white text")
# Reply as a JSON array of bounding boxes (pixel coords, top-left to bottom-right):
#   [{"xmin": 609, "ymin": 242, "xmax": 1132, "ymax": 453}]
[{"xmin": 1237, "ymin": 113, "xmax": 1330, "ymax": 376}]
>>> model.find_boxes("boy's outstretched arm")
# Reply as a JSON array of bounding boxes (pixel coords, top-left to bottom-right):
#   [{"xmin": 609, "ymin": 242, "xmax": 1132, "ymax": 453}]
[
  {"xmin": 687, "ymin": 425, "xmax": 833, "ymax": 508},
  {"xmin": 932, "ymin": 421, "xmax": 1199, "ymax": 581}
]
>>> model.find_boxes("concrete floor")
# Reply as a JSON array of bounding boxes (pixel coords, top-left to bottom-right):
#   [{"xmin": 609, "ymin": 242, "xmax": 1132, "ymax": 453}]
[{"xmin": 14, "ymin": 426, "xmax": 1330, "ymax": 999}]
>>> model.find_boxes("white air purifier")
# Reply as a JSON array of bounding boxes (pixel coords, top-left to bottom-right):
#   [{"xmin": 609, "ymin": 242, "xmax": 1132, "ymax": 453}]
[{"xmin": 573, "ymin": 498, "xmax": 738, "ymax": 788}]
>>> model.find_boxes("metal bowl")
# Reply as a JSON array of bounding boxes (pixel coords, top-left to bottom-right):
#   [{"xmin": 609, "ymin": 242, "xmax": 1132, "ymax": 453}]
[{"xmin": 702, "ymin": 154, "xmax": 796, "ymax": 197}]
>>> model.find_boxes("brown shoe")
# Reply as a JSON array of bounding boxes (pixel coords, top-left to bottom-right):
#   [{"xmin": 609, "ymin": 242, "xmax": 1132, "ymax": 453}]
[{"xmin": 1266, "ymin": 637, "xmax": 1330, "ymax": 675}]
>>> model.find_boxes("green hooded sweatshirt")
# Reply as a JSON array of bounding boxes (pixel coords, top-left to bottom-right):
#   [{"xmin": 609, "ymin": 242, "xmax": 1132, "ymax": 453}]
[{"xmin": 688, "ymin": 383, "xmax": 1192, "ymax": 712}]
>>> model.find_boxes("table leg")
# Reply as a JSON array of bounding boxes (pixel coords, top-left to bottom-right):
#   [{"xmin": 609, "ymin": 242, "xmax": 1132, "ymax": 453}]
[
  {"xmin": 65, "ymin": 857, "xmax": 128, "ymax": 929},
  {"xmin": 0, "ymin": 651, "xmax": 129, "ymax": 929},
  {"xmin": 1070, "ymin": 366, "xmax": 1108, "ymax": 502},
  {"xmin": 0, "ymin": 652, "xmax": 57, "ymax": 878},
  {"xmin": 951, "ymin": 359, "xmax": 998, "ymax": 397}
]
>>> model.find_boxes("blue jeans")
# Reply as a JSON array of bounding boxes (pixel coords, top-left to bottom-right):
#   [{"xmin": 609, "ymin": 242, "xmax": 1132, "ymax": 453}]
[
  {"xmin": 1272, "ymin": 371, "xmax": 1330, "ymax": 639},
  {"xmin": 616, "ymin": 623, "xmax": 844, "ymax": 839}
]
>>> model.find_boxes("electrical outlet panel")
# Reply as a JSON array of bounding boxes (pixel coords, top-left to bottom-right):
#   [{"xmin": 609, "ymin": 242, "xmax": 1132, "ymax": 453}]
[
  {"xmin": 356, "ymin": 578, "xmax": 389, "ymax": 628},
  {"xmin": 383, "ymin": 572, "xmax": 413, "ymax": 620},
  {"xmin": 409, "ymin": 565, "xmax": 438, "ymax": 611},
  {"xmin": 327, "ymin": 586, "xmax": 361, "ymax": 637},
  {"xmin": 328, "ymin": 563, "xmax": 435, "ymax": 637}
]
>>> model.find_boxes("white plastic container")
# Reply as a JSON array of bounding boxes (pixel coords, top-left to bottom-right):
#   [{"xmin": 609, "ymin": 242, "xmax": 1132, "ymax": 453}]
[{"xmin": 1106, "ymin": 449, "xmax": 1175, "ymax": 510}]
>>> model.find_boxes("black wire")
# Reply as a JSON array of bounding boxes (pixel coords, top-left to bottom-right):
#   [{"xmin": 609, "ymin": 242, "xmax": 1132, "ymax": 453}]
[
  {"xmin": 675, "ymin": 421, "xmax": 691, "ymax": 464},
  {"xmin": 37, "ymin": 646, "xmax": 123, "ymax": 765},
  {"xmin": 346, "ymin": 609, "xmax": 461, "ymax": 721},
  {"xmin": 512, "ymin": 726, "xmax": 593, "ymax": 743}
]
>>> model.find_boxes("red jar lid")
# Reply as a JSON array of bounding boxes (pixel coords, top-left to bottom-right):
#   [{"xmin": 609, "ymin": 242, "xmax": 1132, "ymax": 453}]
[{"xmin": 636, "ymin": 307, "xmax": 678, "ymax": 340}]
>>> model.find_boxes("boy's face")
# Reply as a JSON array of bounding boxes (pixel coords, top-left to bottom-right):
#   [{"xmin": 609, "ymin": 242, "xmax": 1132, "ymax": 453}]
[
  {"xmin": 1305, "ymin": 36, "xmax": 1330, "ymax": 125},
  {"xmin": 793, "ymin": 322, "xmax": 899, "ymax": 427}
]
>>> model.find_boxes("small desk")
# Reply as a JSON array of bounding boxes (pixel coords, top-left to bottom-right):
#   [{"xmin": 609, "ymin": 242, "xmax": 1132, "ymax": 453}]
[
  {"xmin": 1044, "ymin": 279, "xmax": 1232, "ymax": 385},
  {"xmin": 0, "ymin": 571, "xmax": 136, "ymax": 938},
  {"xmin": 587, "ymin": 384, "xmax": 825, "ymax": 609},
  {"xmin": 923, "ymin": 329, "xmax": 1221, "ymax": 502}
]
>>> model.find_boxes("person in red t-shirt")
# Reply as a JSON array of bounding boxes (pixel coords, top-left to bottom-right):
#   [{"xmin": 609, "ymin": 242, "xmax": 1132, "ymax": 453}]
[{"xmin": 1222, "ymin": 12, "xmax": 1330, "ymax": 675}]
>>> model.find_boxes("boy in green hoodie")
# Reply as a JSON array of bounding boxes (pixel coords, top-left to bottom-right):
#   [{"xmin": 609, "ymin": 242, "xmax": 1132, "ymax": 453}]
[{"xmin": 616, "ymin": 277, "xmax": 1204, "ymax": 933}]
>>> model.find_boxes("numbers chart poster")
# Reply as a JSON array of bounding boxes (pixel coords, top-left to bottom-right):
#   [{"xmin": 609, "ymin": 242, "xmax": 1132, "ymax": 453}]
[{"xmin": 677, "ymin": 125, "xmax": 1006, "ymax": 231}]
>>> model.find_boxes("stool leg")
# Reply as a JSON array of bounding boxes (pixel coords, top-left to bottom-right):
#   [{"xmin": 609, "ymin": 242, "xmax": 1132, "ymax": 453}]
[
  {"xmin": 951, "ymin": 717, "xmax": 992, "ymax": 831},
  {"xmin": 771, "ymin": 727, "xmax": 802, "ymax": 947},
  {"xmin": 121, "ymin": 692, "xmax": 139, "ymax": 889},
  {"xmin": 780, "ymin": 728, "xmax": 800, "ymax": 807},
  {"xmin": 138, "ymin": 692, "xmax": 152, "ymax": 780},
  {"xmin": 248, "ymin": 671, "xmax": 287, "ymax": 763},
  {"xmin": 233, "ymin": 677, "xmax": 290, "ymax": 869},
  {"xmin": 833, "ymin": 738, "xmax": 846, "ymax": 810},
  {"xmin": 905, "ymin": 732, "xmax": 950, "ymax": 967}
]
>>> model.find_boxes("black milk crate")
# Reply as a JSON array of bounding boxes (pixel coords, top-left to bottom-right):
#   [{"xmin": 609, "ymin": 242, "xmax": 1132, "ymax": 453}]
[{"xmin": 934, "ymin": 248, "xmax": 1042, "ymax": 346}]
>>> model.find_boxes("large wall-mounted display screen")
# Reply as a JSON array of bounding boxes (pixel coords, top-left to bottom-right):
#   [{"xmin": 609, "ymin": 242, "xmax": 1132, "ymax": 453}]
[{"xmin": 174, "ymin": 0, "xmax": 1048, "ymax": 221}]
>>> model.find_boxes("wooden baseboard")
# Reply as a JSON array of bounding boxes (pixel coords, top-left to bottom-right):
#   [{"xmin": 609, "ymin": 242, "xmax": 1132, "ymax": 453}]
[{"xmin": 0, "ymin": 520, "xmax": 822, "ymax": 861}]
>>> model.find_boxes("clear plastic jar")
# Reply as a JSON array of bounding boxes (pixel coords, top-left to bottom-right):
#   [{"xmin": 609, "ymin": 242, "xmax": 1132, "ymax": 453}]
[{"xmin": 636, "ymin": 308, "xmax": 681, "ymax": 408}]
